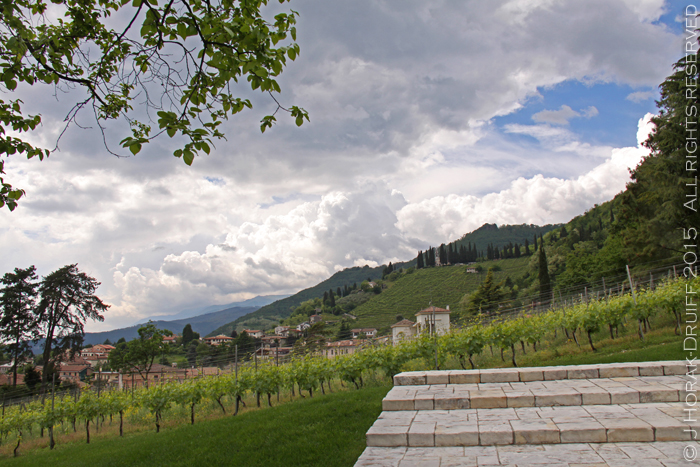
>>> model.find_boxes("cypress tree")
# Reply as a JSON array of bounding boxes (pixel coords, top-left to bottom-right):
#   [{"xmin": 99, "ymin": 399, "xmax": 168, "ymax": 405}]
[{"xmin": 538, "ymin": 246, "xmax": 552, "ymax": 303}]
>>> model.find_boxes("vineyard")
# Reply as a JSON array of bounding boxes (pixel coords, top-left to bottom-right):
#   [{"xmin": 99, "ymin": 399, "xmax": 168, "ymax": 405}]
[{"xmin": 0, "ymin": 275, "xmax": 693, "ymax": 457}]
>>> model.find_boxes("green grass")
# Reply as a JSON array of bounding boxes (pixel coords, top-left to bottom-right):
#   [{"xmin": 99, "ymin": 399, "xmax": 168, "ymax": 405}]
[{"xmin": 2, "ymin": 385, "xmax": 391, "ymax": 467}]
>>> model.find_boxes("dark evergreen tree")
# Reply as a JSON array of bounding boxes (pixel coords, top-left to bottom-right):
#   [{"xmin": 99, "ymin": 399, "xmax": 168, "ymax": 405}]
[
  {"xmin": 0, "ymin": 266, "xmax": 39, "ymax": 386},
  {"xmin": 533, "ymin": 234, "xmax": 538, "ymax": 252},
  {"xmin": 438, "ymin": 244, "xmax": 447, "ymax": 265},
  {"xmin": 538, "ymin": 246, "xmax": 552, "ymax": 304},
  {"xmin": 416, "ymin": 250, "xmax": 424, "ymax": 269},
  {"xmin": 182, "ymin": 323, "xmax": 195, "ymax": 347},
  {"xmin": 559, "ymin": 225, "xmax": 568, "ymax": 237},
  {"xmin": 524, "ymin": 238, "xmax": 530, "ymax": 255}
]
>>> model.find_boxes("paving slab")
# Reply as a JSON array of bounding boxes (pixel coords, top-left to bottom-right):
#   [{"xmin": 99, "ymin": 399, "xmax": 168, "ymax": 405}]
[{"xmin": 355, "ymin": 442, "xmax": 700, "ymax": 466}]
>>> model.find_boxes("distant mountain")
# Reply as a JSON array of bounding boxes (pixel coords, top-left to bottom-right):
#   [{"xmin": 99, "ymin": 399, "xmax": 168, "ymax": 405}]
[
  {"xmin": 84, "ymin": 305, "xmax": 259, "ymax": 345},
  {"xmin": 132, "ymin": 294, "xmax": 288, "ymax": 325}
]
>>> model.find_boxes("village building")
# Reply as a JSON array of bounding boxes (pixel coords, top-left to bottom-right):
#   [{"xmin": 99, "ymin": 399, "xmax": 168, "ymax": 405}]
[
  {"xmin": 204, "ymin": 334, "xmax": 235, "ymax": 346},
  {"xmin": 415, "ymin": 306, "xmax": 451, "ymax": 336},
  {"xmin": 59, "ymin": 364, "xmax": 93, "ymax": 384},
  {"xmin": 309, "ymin": 314, "xmax": 322, "ymax": 324},
  {"xmin": 325, "ymin": 339, "xmax": 366, "ymax": 358},
  {"xmin": 261, "ymin": 335, "xmax": 287, "ymax": 348},
  {"xmin": 391, "ymin": 306, "xmax": 452, "ymax": 345},
  {"xmin": 351, "ymin": 328, "xmax": 377, "ymax": 339},
  {"xmin": 274, "ymin": 326, "xmax": 290, "ymax": 337},
  {"xmin": 163, "ymin": 334, "xmax": 179, "ymax": 344},
  {"xmin": 244, "ymin": 329, "xmax": 264, "ymax": 339},
  {"xmin": 391, "ymin": 319, "xmax": 416, "ymax": 345}
]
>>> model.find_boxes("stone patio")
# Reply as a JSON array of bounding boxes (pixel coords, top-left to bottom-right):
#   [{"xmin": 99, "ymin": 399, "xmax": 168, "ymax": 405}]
[{"xmin": 355, "ymin": 361, "xmax": 699, "ymax": 466}]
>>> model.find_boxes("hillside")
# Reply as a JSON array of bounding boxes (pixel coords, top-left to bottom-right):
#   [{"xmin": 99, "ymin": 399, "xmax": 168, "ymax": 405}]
[
  {"xmin": 453, "ymin": 223, "xmax": 560, "ymax": 254},
  {"xmin": 207, "ymin": 264, "xmax": 390, "ymax": 336},
  {"xmin": 343, "ymin": 257, "xmax": 531, "ymax": 333},
  {"xmin": 84, "ymin": 306, "xmax": 258, "ymax": 345}
]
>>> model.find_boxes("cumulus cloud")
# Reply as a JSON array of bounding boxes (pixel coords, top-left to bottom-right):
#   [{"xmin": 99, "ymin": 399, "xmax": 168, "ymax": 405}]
[
  {"xmin": 532, "ymin": 105, "xmax": 599, "ymax": 125},
  {"xmin": 395, "ymin": 115, "xmax": 653, "ymax": 244},
  {"xmin": 626, "ymin": 90, "xmax": 655, "ymax": 103}
]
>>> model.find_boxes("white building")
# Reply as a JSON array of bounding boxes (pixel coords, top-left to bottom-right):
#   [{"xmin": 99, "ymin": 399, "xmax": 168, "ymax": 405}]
[{"xmin": 391, "ymin": 306, "xmax": 451, "ymax": 345}]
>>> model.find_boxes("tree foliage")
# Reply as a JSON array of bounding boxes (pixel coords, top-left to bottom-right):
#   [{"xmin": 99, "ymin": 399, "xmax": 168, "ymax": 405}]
[
  {"xmin": 0, "ymin": 266, "xmax": 39, "ymax": 386},
  {"xmin": 108, "ymin": 322, "xmax": 172, "ymax": 382},
  {"xmin": 614, "ymin": 54, "xmax": 700, "ymax": 261},
  {"xmin": 0, "ymin": 0, "xmax": 308, "ymax": 210},
  {"xmin": 36, "ymin": 264, "xmax": 109, "ymax": 386}
]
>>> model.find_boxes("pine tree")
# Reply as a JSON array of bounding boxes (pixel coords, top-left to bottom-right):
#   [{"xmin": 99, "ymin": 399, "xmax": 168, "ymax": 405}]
[
  {"xmin": 416, "ymin": 250, "xmax": 424, "ymax": 269},
  {"xmin": 0, "ymin": 266, "xmax": 39, "ymax": 386},
  {"xmin": 524, "ymin": 238, "xmax": 530, "ymax": 255}
]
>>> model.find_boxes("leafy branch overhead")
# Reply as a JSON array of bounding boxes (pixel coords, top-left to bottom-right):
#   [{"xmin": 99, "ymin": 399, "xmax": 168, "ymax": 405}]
[{"xmin": 0, "ymin": 0, "xmax": 308, "ymax": 208}]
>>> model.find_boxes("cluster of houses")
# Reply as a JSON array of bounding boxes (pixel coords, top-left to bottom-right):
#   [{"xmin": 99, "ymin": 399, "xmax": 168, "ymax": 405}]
[{"xmin": 0, "ymin": 305, "xmax": 451, "ymax": 388}]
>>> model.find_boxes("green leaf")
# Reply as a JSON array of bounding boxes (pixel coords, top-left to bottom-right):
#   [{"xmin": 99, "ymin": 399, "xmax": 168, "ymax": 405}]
[
  {"xmin": 129, "ymin": 142, "xmax": 142, "ymax": 155},
  {"xmin": 183, "ymin": 149, "xmax": 194, "ymax": 166}
]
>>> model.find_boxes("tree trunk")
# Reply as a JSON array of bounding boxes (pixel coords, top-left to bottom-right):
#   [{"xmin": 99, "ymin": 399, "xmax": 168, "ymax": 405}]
[
  {"xmin": 119, "ymin": 410, "xmax": 124, "ymax": 437},
  {"xmin": 13, "ymin": 432, "xmax": 21, "ymax": 457},
  {"xmin": 267, "ymin": 393, "xmax": 272, "ymax": 407},
  {"xmin": 155, "ymin": 411, "xmax": 160, "ymax": 433},
  {"xmin": 216, "ymin": 397, "xmax": 226, "ymax": 415},
  {"xmin": 520, "ymin": 341, "xmax": 526, "ymax": 354},
  {"xmin": 510, "ymin": 344, "xmax": 518, "ymax": 367},
  {"xmin": 587, "ymin": 331, "xmax": 597, "ymax": 352},
  {"xmin": 49, "ymin": 426, "xmax": 55, "ymax": 449},
  {"xmin": 638, "ymin": 319, "xmax": 645, "ymax": 340},
  {"xmin": 190, "ymin": 403, "xmax": 196, "ymax": 424},
  {"xmin": 609, "ymin": 324, "xmax": 615, "ymax": 340},
  {"xmin": 86, "ymin": 420, "xmax": 90, "ymax": 444},
  {"xmin": 500, "ymin": 348, "xmax": 505, "ymax": 362},
  {"xmin": 468, "ymin": 354, "xmax": 475, "ymax": 369},
  {"xmin": 234, "ymin": 395, "xmax": 240, "ymax": 416},
  {"xmin": 572, "ymin": 330, "xmax": 580, "ymax": 347}
]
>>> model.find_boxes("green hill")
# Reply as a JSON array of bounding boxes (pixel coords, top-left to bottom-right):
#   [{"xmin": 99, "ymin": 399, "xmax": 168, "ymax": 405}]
[{"xmin": 349, "ymin": 256, "xmax": 531, "ymax": 333}]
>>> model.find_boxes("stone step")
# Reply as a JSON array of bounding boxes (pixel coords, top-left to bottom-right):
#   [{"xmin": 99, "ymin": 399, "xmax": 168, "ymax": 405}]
[
  {"xmin": 354, "ymin": 441, "xmax": 700, "ymax": 467},
  {"xmin": 383, "ymin": 375, "xmax": 686, "ymax": 411},
  {"xmin": 366, "ymin": 402, "xmax": 697, "ymax": 448},
  {"xmin": 393, "ymin": 361, "xmax": 686, "ymax": 386}
]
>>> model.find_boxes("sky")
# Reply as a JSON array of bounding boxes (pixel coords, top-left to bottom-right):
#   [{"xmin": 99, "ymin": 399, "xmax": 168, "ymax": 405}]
[{"xmin": 0, "ymin": 0, "xmax": 692, "ymax": 331}]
